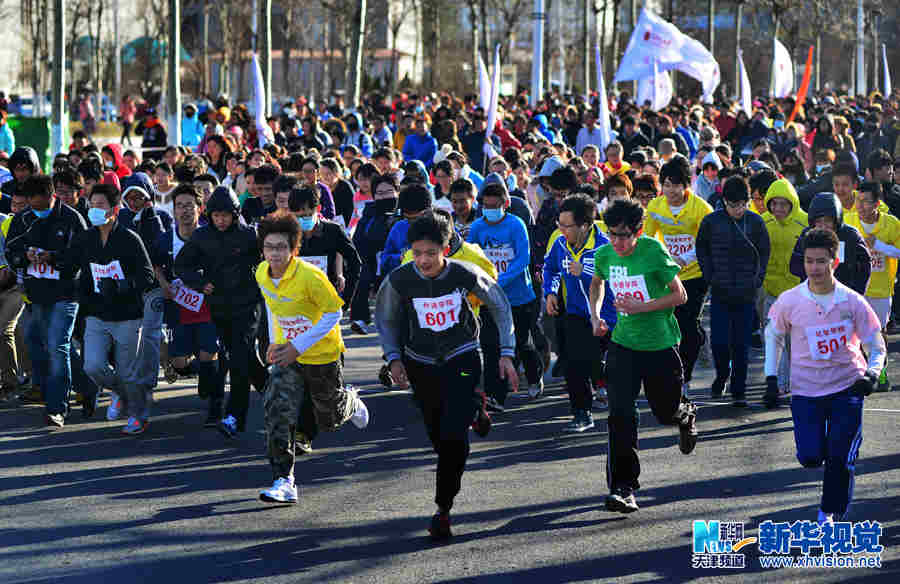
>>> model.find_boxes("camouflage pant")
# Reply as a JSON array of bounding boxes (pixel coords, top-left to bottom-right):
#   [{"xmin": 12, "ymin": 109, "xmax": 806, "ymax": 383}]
[{"xmin": 264, "ymin": 359, "xmax": 359, "ymax": 480}]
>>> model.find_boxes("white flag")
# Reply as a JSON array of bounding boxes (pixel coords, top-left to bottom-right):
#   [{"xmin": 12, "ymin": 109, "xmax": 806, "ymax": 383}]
[
  {"xmin": 614, "ymin": 8, "xmax": 720, "ymax": 101},
  {"xmin": 637, "ymin": 59, "xmax": 672, "ymax": 111},
  {"xmin": 738, "ymin": 50, "xmax": 752, "ymax": 118},
  {"xmin": 478, "ymin": 55, "xmax": 491, "ymax": 111},
  {"xmin": 252, "ymin": 53, "xmax": 272, "ymax": 148},
  {"xmin": 772, "ymin": 38, "xmax": 794, "ymax": 98},
  {"xmin": 484, "ymin": 44, "xmax": 501, "ymax": 144},
  {"xmin": 595, "ymin": 42, "xmax": 612, "ymax": 153},
  {"xmin": 883, "ymin": 44, "xmax": 892, "ymax": 98}
]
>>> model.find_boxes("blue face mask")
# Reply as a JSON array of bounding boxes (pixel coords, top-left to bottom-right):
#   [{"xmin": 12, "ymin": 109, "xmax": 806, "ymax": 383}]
[
  {"xmin": 32, "ymin": 208, "xmax": 51, "ymax": 219},
  {"xmin": 88, "ymin": 207, "xmax": 108, "ymax": 226},
  {"xmin": 483, "ymin": 208, "xmax": 505, "ymax": 222},
  {"xmin": 773, "ymin": 120, "xmax": 785, "ymax": 130},
  {"xmin": 298, "ymin": 214, "xmax": 316, "ymax": 231}
]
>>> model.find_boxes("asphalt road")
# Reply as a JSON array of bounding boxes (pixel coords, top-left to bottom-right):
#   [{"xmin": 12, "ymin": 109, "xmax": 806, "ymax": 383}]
[{"xmin": 1, "ymin": 320, "xmax": 898, "ymax": 583}]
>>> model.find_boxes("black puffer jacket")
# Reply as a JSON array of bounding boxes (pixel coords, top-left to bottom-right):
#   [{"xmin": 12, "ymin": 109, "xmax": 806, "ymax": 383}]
[
  {"xmin": 789, "ymin": 193, "xmax": 871, "ymax": 295},
  {"xmin": 696, "ymin": 208, "xmax": 771, "ymax": 305},
  {"xmin": 0, "ymin": 147, "xmax": 42, "ymax": 212},
  {"xmin": 173, "ymin": 187, "xmax": 261, "ymax": 316}
]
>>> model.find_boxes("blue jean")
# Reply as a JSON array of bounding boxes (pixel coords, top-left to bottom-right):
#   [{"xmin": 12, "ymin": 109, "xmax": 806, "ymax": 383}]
[
  {"xmin": 709, "ymin": 297, "xmax": 755, "ymax": 398},
  {"xmin": 791, "ymin": 389, "xmax": 864, "ymax": 517},
  {"xmin": 25, "ymin": 301, "xmax": 78, "ymax": 415}
]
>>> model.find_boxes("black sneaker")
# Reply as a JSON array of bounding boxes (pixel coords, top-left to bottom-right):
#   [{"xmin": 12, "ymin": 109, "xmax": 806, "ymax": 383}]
[
  {"xmin": 471, "ymin": 395, "xmax": 492, "ymax": 438},
  {"xmin": 678, "ymin": 403, "xmax": 698, "ymax": 455},
  {"xmin": 378, "ymin": 364, "xmax": 394, "ymax": 388},
  {"xmin": 710, "ymin": 376, "xmax": 727, "ymax": 398},
  {"xmin": 562, "ymin": 410, "xmax": 594, "ymax": 433},
  {"xmin": 46, "ymin": 413, "xmax": 65, "ymax": 428},
  {"xmin": 81, "ymin": 393, "xmax": 97, "ymax": 419},
  {"xmin": 606, "ymin": 487, "xmax": 639, "ymax": 513},
  {"xmin": 485, "ymin": 396, "xmax": 505, "ymax": 413},
  {"xmin": 763, "ymin": 391, "xmax": 779, "ymax": 409},
  {"xmin": 203, "ymin": 411, "xmax": 219, "ymax": 428},
  {"xmin": 551, "ymin": 359, "xmax": 565, "ymax": 378},
  {"xmin": 294, "ymin": 432, "xmax": 313, "ymax": 455},
  {"xmin": 732, "ymin": 398, "xmax": 748, "ymax": 408},
  {"xmin": 350, "ymin": 321, "xmax": 368, "ymax": 335},
  {"xmin": 428, "ymin": 511, "xmax": 452, "ymax": 540}
]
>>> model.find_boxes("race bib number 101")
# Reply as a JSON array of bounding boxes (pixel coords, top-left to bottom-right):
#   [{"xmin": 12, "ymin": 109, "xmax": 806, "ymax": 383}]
[
  {"xmin": 412, "ymin": 292, "xmax": 462, "ymax": 332},
  {"xmin": 27, "ymin": 262, "xmax": 60, "ymax": 280}
]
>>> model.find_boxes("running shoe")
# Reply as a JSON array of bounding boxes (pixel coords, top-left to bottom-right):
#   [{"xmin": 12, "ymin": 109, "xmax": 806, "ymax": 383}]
[
  {"xmin": 428, "ymin": 511, "xmax": 452, "ymax": 540},
  {"xmin": 551, "ymin": 358, "xmax": 565, "ymax": 379},
  {"xmin": 218, "ymin": 414, "xmax": 238, "ymax": 439},
  {"xmin": 351, "ymin": 398, "xmax": 370, "ymax": 429},
  {"xmin": 295, "ymin": 433, "xmax": 313, "ymax": 455},
  {"xmin": 122, "ymin": 417, "xmax": 147, "ymax": 435},
  {"xmin": 378, "ymin": 364, "xmax": 394, "ymax": 388},
  {"xmin": 485, "ymin": 396, "xmax": 505, "ymax": 413},
  {"xmin": 82, "ymin": 392, "xmax": 97, "ymax": 419},
  {"xmin": 21, "ymin": 386, "xmax": 44, "ymax": 403},
  {"xmin": 710, "ymin": 377, "xmax": 727, "ymax": 399},
  {"xmin": 606, "ymin": 487, "xmax": 639, "ymax": 513},
  {"xmin": 471, "ymin": 393, "xmax": 492, "ymax": 438},
  {"xmin": 106, "ymin": 393, "xmax": 123, "ymax": 421},
  {"xmin": 350, "ymin": 320, "xmax": 368, "ymax": 335},
  {"xmin": 46, "ymin": 413, "xmax": 65, "ymax": 428},
  {"xmin": 203, "ymin": 411, "xmax": 219, "ymax": 428},
  {"xmin": 164, "ymin": 362, "xmax": 179, "ymax": 384},
  {"xmin": 732, "ymin": 398, "xmax": 748, "ymax": 408},
  {"xmin": 679, "ymin": 403, "xmax": 698, "ymax": 455},
  {"xmin": 562, "ymin": 410, "xmax": 594, "ymax": 433},
  {"xmin": 528, "ymin": 378, "xmax": 544, "ymax": 399},
  {"xmin": 259, "ymin": 477, "xmax": 298, "ymax": 504}
]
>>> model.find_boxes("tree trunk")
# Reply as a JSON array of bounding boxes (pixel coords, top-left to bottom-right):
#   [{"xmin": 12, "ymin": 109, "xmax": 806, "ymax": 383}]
[
  {"xmin": 610, "ymin": 1, "xmax": 619, "ymax": 91},
  {"xmin": 349, "ymin": 0, "xmax": 367, "ymax": 106},
  {"xmin": 202, "ymin": 1, "xmax": 210, "ymax": 96},
  {"xmin": 470, "ymin": 4, "xmax": 478, "ymax": 89}
]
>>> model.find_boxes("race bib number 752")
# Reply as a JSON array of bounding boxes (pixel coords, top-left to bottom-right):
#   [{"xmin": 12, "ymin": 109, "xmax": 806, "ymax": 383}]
[{"xmin": 413, "ymin": 292, "xmax": 462, "ymax": 332}]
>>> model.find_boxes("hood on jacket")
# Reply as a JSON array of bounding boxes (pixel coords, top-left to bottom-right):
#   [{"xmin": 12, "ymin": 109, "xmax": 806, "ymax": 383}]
[
  {"xmin": 9, "ymin": 147, "xmax": 40, "ymax": 174},
  {"xmin": 346, "ymin": 111, "xmax": 364, "ymax": 131},
  {"xmin": 807, "ymin": 192, "xmax": 843, "ymax": 228},
  {"xmin": 764, "ymin": 179, "xmax": 803, "ymax": 221},
  {"xmin": 538, "ymin": 155, "xmax": 564, "ymax": 179},
  {"xmin": 206, "ymin": 186, "xmax": 241, "ymax": 216},
  {"xmin": 701, "ymin": 151, "xmax": 722, "ymax": 171},
  {"xmin": 534, "ymin": 114, "xmax": 550, "ymax": 131},
  {"xmin": 101, "ymin": 143, "xmax": 131, "ymax": 178},
  {"xmin": 121, "ymin": 172, "xmax": 159, "ymax": 201}
]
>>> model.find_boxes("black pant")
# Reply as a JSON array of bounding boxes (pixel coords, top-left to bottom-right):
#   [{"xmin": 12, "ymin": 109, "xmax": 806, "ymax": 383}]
[
  {"xmin": 350, "ymin": 261, "xmax": 377, "ymax": 324},
  {"xmin": 511, "ymin": 298, "xmax": 543, "ymax": 386},
  {"xmin": 564, "ymin": 314, "xmax": 609, "ymax": 412},
  {"xmin": 212, "ymin": 305, "xmax": 267, "ymax": 431},
  {"xmin": 120, "ymin": 121, "xmax": 133, "ymax": 145},
  {"xmin": 605, "ymin": 342, "xmax": 691, "ymax": 491},
  {"xmin": 479, "ymin": 310, "xmax": 508, "ymax": 404},
  {"xmin": 674, "ymin": 278, "xmax": 708, "ymax": 384},
  {"xmin": 404, "ymin": 351, "xmax": 482, "ymax": 512}
]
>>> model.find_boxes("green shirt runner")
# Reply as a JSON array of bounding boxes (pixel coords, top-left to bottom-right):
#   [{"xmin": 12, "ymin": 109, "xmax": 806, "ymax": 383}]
[{"xmin": 594, "ymin": 236, "xmax": 682, "ymax": 351}]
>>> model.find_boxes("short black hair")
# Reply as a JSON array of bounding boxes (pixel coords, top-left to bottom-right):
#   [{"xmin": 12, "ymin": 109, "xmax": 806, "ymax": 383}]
[
  {"xmin": 722, "ymin": 175, "xmax": 751, "ymax": 202},
  {"xmin": 449, "ymin": 178, "xmax": 476, "ymax": 197},
  {"xmin": 357, "ymin": 162, "xmax": 380, "ymax": 180},
  {"xmin": 866, "ymin": 149, "xmax": 892, "ymax": 172},
  {"xmin": 659, "ymin": 154, "xmax": 692, "ymax": 187},
  {"xmin": 172, "ymin": 183, "xmax": 203, "ymax": 207},
  {"xmin": 603, "ymin": 199, "xmax": 644, "ymax": 234},
  {"xmin": 370, "ymin": 173, "xmax": 399, "ymax": 196},
  {"xmin": 23, "ymin": 175, "xmax": 54, "ymax": 199},
  {"xmin": 156, "ymin": 162, "xmax": 174, "ymax": 175},
  {"xmin": 53, "ymin": 168, "xmax": 84, "ymax": 189},
  {"xmin": 407, "ymin": 210, "xmax": 452, "ymax": 247},
  {"xmin": 90, "ymin": 183, "xmax": 122, "ymax": 208},
  {"xmin": 549, "ymin": 167, "xmax": 578, "ymax": 192},
  {"xmin": 831, "ymin": 162, "xmax": 858, "ymax": 182},
  {"xmin": 858, "ymin": 181, "xmax": 883, "ymax": 201},
  {"xmin": 559, "ymin": 194, "xmax": 596, "ymax": 226},
  {"xmin": 274, "ymin": 175, "xmax": 299, "ymax": 194},
  {"xmin": 254, "ymin": 164, "xmax": 281, "ymax": 185},
  {"xmin": 193, "ymin": 173, "xmax": 219, "ymax": 186},
  {"xmin": 399, "ymin": 184, "xmax": 433, "ymax": 214},
  {"xmin": 748, "ymin": 168, "xmax": 778, "ymax": 195},
  {"xmin": 802, "ymin": 227, "xmax": 839, "ymax": 259},
  {"xmin": 289, "ymin": 186, "xmax": 320, "ymax": 211},
  {"xmin": 258, "ymin": 210, "xmax": 301, "ymax": 253}
]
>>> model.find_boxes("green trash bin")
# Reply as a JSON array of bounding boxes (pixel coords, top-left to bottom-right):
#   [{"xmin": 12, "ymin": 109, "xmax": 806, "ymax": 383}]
[{"xmin": 7, "ymin": 116, "xmax": 62, "ymax": 174}]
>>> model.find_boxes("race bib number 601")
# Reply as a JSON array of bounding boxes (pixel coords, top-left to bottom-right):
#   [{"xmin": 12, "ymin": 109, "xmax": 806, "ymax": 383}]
[{"xmin": 413, "ymin": 292, "xmax": 462, "ymax": 332}]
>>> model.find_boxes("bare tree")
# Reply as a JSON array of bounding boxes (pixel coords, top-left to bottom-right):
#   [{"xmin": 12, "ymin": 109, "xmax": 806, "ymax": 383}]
[
  {"xmin": 488, "ymin": 0, "xmax": 528, "ymax": 64},
  {"xmin": 21, "ymin": 0, "xmax": 50, "ymax": 114},
  {"xmin": 387, "ymin": 0, "xmax": 414, "ymax": 96}
]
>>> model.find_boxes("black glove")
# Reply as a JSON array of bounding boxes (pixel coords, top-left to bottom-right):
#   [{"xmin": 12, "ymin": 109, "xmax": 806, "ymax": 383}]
[
  {"xmin": 849, "ymin": 371, "xmax": 878, "ymax": 398},
  {"xmin": 763, "ymin": 376, "xmax": 779, "ymax": 409}
]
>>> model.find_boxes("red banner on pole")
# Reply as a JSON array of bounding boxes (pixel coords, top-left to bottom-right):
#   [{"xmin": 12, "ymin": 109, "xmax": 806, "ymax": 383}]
[{"xmin": 787, "ymin": 46, "xmax": 814, "ymax": 125}]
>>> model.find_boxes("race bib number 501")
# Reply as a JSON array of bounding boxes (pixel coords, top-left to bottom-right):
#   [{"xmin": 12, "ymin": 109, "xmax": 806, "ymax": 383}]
[
  {"xmin": 413, "ymin": 292, "xmax": 462, "ymax": 332},
  {"xmin": 806, "ymin": 320, "xmax": 853, "ymax": 360}
]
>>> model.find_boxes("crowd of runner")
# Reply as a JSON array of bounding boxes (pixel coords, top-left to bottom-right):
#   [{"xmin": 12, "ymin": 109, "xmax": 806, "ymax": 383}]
[{"xmin": 0, "ymin": 87, "xmax": 898, "ymax": 539}]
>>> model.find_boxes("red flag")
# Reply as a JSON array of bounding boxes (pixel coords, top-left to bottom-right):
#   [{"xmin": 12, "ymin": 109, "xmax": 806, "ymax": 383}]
[{"xmin": 787, "ymin": 46, "xmax": 814, "ymax": 125}]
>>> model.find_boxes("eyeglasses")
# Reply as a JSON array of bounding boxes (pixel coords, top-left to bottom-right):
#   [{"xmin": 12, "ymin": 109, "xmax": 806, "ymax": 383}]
[
  {"xmin": 608, "ymin": 230, "xmax": 635, "ymax": 240},
  {"xmin": 263, "ymin": 243, "xmax": 290, "ymax": 252}
]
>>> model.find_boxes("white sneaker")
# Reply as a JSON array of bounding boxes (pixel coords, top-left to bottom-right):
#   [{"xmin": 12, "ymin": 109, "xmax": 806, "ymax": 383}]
[
  {"xmin": 260, "ymin": 477, "xmax": 298, "ymax": 503},
  {"xmin": 106, "ymin": 393, "xmax": 122, "ymax": 421},
  {"xmin": 528, "ymin": 378, "xmax": 544, "ymax": 399},
  {"xmin": 351, "ymin": 398, "xmax": 370, "ymax": 429},
  {"xmin": 817, "ymin": 510, "xmax": 834, "ymax": 525}
]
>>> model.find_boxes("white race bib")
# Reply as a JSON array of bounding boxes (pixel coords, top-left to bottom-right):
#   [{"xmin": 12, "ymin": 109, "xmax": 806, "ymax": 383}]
[
  {"xmin": 609, "ymin": 273, "xmax": 651, "ymax": 304},
  {"xmin": 663, "ymin": 233, "xmax": 695, "ymax": 258},
  {"xmin": 170, "ymin": 278, "xmax": 205, "ymax": 312},
  {"xmin": 413, "ymin": 292, "xmax": 462, "ymax": 332},
  {"xmin": 89, "ymin": 261, "xmax": 125, "ymax": 292},
  {"xmin": 301, "ymin": 255, "xmax": 328, "ymax": 272},
  {"xmin": 871, "ymin": 250, "xmax": 885, "ymax": 273},
  {"xmin": 837, "ymin": 241, "xmax": 845, "ymax": 264},
  {"xmin": 277, "ymin": 314, "xmax": 313, "ymax": 341},
  {"xmin": 805, "ymin": 319, "xmax": 853, "ymax": 361},
  {"xmin": 484, "ymin": 246, "xmax": 515, "ymax": 275},
  {"xmin": 27, "ymin": 262, "xmax": 60, "ymax": 280}
]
